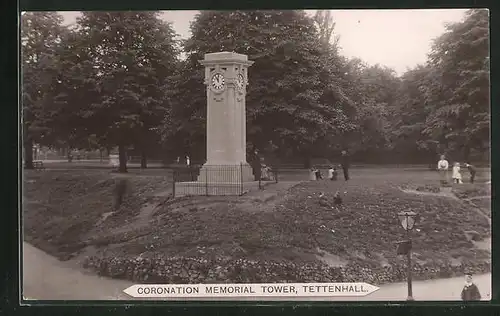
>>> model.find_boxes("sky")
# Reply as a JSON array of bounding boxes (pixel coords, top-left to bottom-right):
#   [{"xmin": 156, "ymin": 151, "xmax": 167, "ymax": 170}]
[{"xmin": 58, "ymin": 9, "xmax": 469, "ymax": 75}]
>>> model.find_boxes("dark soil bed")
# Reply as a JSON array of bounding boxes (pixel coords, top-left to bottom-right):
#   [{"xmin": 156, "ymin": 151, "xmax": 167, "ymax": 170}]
[{"xmin": 24, "ymin": 169, "xmax": 491, "ymax": 285}]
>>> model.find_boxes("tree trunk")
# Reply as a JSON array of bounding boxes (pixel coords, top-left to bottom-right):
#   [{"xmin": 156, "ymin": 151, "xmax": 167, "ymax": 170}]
[
  {"xmin": 24, "ymin": 140, "xmax": 34, "ymax": 169},
  {"xmin": 67, "ymin": 146, "xmax": 73, "ymax": 162},
  {"xmin": 302, "ymin": 154, "xmax": 311, "ymax": 169},
  {"xmin": 463, "ymin": 145, "xmax": 471, "ymax": 163},
  {"xmin": 141, "ymin": 150, "xmax": 147, "ymax": 169},
  {"xmin": 106, "ymin": 147, "xmax": 111, "ymax": 157},
  {"xmin": 118, "ymin": 145, "xmax": 128, "ymax": 173},
  {"xmin": 99, "ymin": 149, "xmax": 103, "ymax": 163}
]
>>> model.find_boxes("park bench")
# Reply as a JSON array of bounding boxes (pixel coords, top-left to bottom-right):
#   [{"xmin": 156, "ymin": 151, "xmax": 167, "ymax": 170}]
[{"xmin": 33, "ymin": 160, "xmax": 45, "ymax": 171}]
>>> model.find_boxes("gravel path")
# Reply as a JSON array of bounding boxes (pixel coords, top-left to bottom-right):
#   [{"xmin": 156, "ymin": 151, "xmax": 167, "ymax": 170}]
[{"xmin": 22, "ymin": 242, "xmax": 491, "ymax": 301}]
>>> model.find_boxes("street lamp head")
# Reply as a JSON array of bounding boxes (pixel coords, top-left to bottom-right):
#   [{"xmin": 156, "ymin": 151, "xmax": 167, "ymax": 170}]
[{"xmin": 398, "ymin": 211, "xmax": 418, "ymax": 231}]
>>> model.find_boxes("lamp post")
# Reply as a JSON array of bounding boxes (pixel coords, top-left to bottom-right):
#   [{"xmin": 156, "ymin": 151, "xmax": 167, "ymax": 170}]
[{"xmin": 398, "ymin": 210, "xmax": 417, "ymax": 301}]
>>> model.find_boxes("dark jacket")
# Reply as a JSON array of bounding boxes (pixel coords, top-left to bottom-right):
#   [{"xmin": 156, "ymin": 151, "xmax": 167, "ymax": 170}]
[
  {"xmin": 467, "ymin": 164, "xmax": 477, "ymax": 174},
  {"xmin": 461, "ymin": 283, "xmax": 481, "ymax": 301},
  {"xmin": 341, "ymin": 154, "xmax": 350, "ymax": 168}
]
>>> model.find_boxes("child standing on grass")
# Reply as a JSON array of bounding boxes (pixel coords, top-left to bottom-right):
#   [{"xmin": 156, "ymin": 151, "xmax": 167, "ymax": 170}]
[
  {"xmin": 452, "ymin": 162, "xmax": 463, "ymax": 184},
  {"xmin": 328, "ymin": 166, "xmax": 338, "ymax": 181},
  {"xmin": 465, "ymin": 162, "xmax": 477, "ymax": 184}
]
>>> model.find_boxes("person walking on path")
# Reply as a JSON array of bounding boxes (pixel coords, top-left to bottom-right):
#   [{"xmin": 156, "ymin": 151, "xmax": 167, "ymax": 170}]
[
  {"xmin": 437, "ymin": 155, "xmax": 449, "ymax": 184},
  {"xmin": 341, "ymin": 150, "xmax": 350, "ymax": 181},
  {"xmin": 461, "ymin": 273, "xmax": 482, "ymax": 301},
  {"xmin": 465, "ymin": 162, "xmax": 477, "ymax": 184}
]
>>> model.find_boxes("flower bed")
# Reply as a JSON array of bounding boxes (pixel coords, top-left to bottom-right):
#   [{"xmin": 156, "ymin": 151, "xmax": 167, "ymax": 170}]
[
  {"xmin": 80, "ymin": 176, "xmax": 491, "ymax": 284},
  {"xmin": 25, "ymin": 168, "xmax": 491, "ymax": 284},
  {"xmin": 452, "ymin": 184, "xmax": 491, "ymax": 199}
]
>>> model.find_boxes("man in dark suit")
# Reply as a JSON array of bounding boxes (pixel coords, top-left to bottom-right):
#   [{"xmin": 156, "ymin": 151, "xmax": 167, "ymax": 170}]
[
  {"xmin": 461, "ymin": 273, "xmax": 482, "ymax": 301},
  {"xmin": 341, "ymin": 150, "xmax": 350, "ymax": 181},
  {"xmin": 465, "ymin": 163, "xmax": 477, "ymax": 184}
]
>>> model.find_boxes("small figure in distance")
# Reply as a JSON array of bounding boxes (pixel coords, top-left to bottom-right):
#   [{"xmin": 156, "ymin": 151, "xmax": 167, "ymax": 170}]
[
  {"xmin": 309, "ymin": 167, "xmax": 317, "ymax": 181},
  {"xmin": 261, "ymin": 163, "xmax": 271, "ymax": 181},
  {"xmin": 315, "ymin": 166, "xmax": 323, "ymax": 180},
  {"xmin": 465, "ymin": 162, "xmax": 477, "ymax": 184},
  {"xmin": 318, "ymin": 192, "xmax": 330, "ymax": 207},
  {"xmin": 333, "ymin": 191, "xmax": 342, "ymax": 205},
  {"xmin": 437, "ymin": 154, "xmax": 449, "ymax": 185},
  {"xmin": 452, "ymin": 162, "xmax": 463, "ymax": 184},
  {"xmin": 461, "ymin": 273, "xmax": 481, "ymax": 301},
  {"xmin": 328, "ymin": 166, "xmax": 338, "ymax": 181}
]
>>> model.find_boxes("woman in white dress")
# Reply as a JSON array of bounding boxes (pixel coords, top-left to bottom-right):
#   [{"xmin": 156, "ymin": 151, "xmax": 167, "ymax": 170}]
[{"xmin": 437, "ymin": 155, "xmax": 449, "ymax": 184}]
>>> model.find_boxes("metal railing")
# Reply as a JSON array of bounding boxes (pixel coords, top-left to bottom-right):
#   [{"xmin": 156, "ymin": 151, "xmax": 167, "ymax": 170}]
[{"xmin": 172, "ymin": 164, "xmax": 279, "ymax": 197}]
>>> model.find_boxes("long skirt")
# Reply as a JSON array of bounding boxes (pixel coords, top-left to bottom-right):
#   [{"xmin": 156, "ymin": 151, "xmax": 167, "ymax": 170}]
[
  {"xmin": 309, "ymin": 170, "xmax": 317, "ymax": 181},
  {"xmin": 439, "ymin": 170, "xmax": 448, "ymax": 183}
]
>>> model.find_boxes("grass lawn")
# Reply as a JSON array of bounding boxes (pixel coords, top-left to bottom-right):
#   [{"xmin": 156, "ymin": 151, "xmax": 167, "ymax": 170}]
[{"xmin": 23, "ymin": 166, "xmax": 491, "ymax": 284}]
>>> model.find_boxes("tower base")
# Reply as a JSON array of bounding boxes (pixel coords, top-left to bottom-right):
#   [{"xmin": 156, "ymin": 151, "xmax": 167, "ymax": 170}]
[
  {"xmin": 172, "ymin": 163, "xmax": 257, "ymax": 197},
  {"xmin": 174, "ymin": 181, "xmax": 263, "ymax": 197},
  {"xmin": 196, "ymin": 163, "xmax": 254, "ymax": 183}
]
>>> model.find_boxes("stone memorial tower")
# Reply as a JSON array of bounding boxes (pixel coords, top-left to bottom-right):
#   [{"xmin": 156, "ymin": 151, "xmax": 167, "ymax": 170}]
[{"xmin": 197, "ymin": 52, "xmax": 255, "ymax": 183}]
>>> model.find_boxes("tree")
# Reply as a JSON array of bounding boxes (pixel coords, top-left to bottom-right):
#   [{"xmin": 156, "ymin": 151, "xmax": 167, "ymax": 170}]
[
  {"xmin": 21, "ymin": 12, "xmax": 67, "ymax": 168},
  {"xmin": 423, "ymin": 9, "xmax": 490, "ymax": 161},
  {"xmin": 334, "ymin": 59, "xmax": 400, "ymax": 162},
  {"xmin": 311, "ymin": 10, "xmax": 358, "ymax": 160},
  {"xmin": 54, "ymin": 12, "xmax": 180, "ymax": 172},
  {"xmin": 164, "ymin": 10, "xmax": 354, "ymax": 167},
  {"xmin": 391, "ymin": 65, "xmax": 437, "ymax": 163},
  {"xmin": 313, "ymin": 10, "xmax": 341, "ymax": 54},
  {"xmin": 43, "ymin": 27, "xmax": 102, "ymax": 160}
]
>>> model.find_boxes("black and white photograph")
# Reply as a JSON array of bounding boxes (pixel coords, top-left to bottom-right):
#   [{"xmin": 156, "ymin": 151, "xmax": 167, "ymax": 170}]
[{"xmin": 21, "ymin": 9, "xmax": 491, "ymax": 301}]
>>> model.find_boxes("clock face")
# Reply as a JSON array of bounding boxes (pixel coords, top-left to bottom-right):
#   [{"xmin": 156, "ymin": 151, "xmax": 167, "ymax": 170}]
[
  {"xmin": 236, "ymin": 73, "xmax": 245, "ymax": 90},
  {"xmin": 211, "ymin": 73, "xmax": 225, "ymax": 91}
]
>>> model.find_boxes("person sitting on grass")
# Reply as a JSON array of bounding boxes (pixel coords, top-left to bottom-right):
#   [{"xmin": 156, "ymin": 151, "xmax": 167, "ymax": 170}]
[
  {"xmin": 261, "ymin": 164, "xmax": 270, "ymax": 181},
  {"xmin": 465, "ymin": 162, "xmax": 477, "ymax": 184},
  {"xmin": 262, "ymin": 164, "xmax": 274, "ymax": 181},
  {"xmin": 333, "ymin": 191, "xmax": 342, "ymax": 205},
  {"xmin": 452, "ymin": 162, "xmax": 463, "ymax": 184}
]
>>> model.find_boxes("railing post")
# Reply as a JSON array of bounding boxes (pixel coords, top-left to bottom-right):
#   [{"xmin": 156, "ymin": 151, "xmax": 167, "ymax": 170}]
[
  {"xmin": 172, "ymin": 170, "xmax": 176, "ymax": 198},
  {"xmin": 205, "ymin": 168, "xmax": 209, "ymax": 196},
  {"xmin": 240, "ymin": 163, "xmax": 243, "ymax": 195},
  {"xmin": 259, "ymin": 171, "xmax": 262, "ymax": 190}
]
